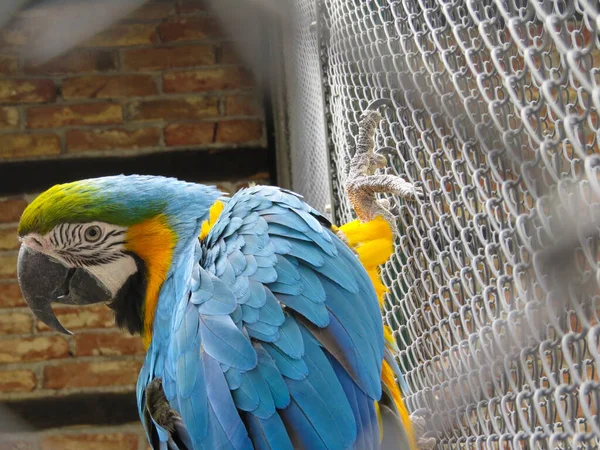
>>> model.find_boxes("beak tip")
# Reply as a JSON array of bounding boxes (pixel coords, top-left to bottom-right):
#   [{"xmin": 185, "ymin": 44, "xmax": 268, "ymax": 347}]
[{"xmin": 18, "ymin": 245, "xmax": 111, "ymax": 335}]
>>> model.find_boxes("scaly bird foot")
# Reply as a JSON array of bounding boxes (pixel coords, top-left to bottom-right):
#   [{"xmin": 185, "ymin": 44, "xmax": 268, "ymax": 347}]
[{"xmin": 344, "ymin": 106, "xmax": 422, "ymax": 235}]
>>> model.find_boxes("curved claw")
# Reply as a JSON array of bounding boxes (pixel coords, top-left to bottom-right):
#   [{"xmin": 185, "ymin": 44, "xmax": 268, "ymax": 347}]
[
  {"xmin": 366, "ymin": 98, "xmax": 393, "ymax": 111},
  {"xmin": 344, "ymin": 104, "xmax": 422, "ymax": 235},
  {"xmin": 413, "ymin": 183, "xmax": 426, "ymax": 201},
  {"xmin": 374, "ymin": 146, "xmax": 397, "ymax": 157}
]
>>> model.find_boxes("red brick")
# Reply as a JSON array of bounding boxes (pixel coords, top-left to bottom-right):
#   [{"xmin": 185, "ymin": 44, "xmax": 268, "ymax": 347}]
[
  {"xmin": 0, "ymin": 55, "xmax": 19, "ymax": 75},
  {"xmin": 0, "ymin": 370, "xmax": 36, "ymax": 393},
  {"xmin": 128, "ymin": 1, "xmax": 175, "ymax": 20},
  {"xmin": 67, "ymin": 128, "xmax": 160, "ymax": 152},
  {"xmin": 82, "ymin": 24, "xmax": 158, "ymax": 47},
  {"xmin": 41, "ymin": 432, "xmax": 139, "ymax": 450},
  {"xmin": 165, "ymin": 122, "xmax": 215, "ymax": 146},
  {"xmin": 0, "ymin": 107, "xmax": 20, "ymax": 129},
  {"xmin": 0, "ymin": 79, "xmax": 56, "ymax": 104},
  {"xmin": 216, "ymin": 120, "xmax": 262, "ymax": 143},
  {"xmin": 176, "ymin": 0, "xmax": 209, "ymax": 14},
  {"xmin": 0, "ymin": 311, "xmax": 32, "ymax": 335},
  {"xmin": 0, "ymin": 253, "xmax": 17, "ymax": 279},
  {"xmin": 225, "ymin": 95, "xmax": 261, "ymax": 116},
  {"xmin": 0, "ymin": 198, "xmax": 27, "ymax": 223},
  {"xmin": 27, "ymin": 103, "xmax": 122, "ymax": 128},
  {"xmin": 0, "ymin": 134, "xmax": 61, "ymax": 159},
  {"xmin": 24, "ymin": 49, "xmax": 117, "ymax": 75},
  {"xmin": 0, "ymin": 335, "xmax": 69, "ymax": 363},
  {"xmin": 0, "ymin": 283, "xmax": 25, "ymax": 308},
  {"xmin": 122, "ymin": 45, "xmax": 215, "ymax": 70},
  {"xmin": 43, "ymin": 360, "xmax": 143, "ymax": 389},
  {"xmin": 36, "ymin": 304, "xmax": 115, "ymax": 332},
  {"xmin": 0, "ymin": 227, "xmax": 19, "ymax": 250},
  {"xmin": 158, "ymin": 18, "xmax": 223, "ymax": 42},
  {"xmin": 127, "ymin": 96, "xmax": 219, "ymax": 121},
  {"xmin": 0, "ymin": 439, "xmax": 36, "ymax": 450},
  {"xmin": 75, "ymin": 332, "xmax": 145, "ymax": 356},
  {"xmin": 62, "ymin": 75, "xmax": 157, "ymax": 99},
  {"xmin": 163, "ymin": 67, "xmax": 253, "ymax": 93}
]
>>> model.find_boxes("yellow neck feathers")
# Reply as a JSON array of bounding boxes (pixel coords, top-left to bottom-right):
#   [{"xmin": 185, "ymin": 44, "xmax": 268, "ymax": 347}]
[
  {"xmin": 125, "ymin": 201, "xmax": 225, "ymax": 350},
  {"xmin": 125, "ymin": 214, "xmax": 176, "ymax": 349},
  {"xmin": 199, "ymin": 201, "xmax": 225, "ymax": 240}
]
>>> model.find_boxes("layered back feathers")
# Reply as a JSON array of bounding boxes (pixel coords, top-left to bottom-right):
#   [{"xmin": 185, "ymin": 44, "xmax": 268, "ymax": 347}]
[{"xmin": 136, "ymin": 183, "xmax": 415, "ymax": 450}]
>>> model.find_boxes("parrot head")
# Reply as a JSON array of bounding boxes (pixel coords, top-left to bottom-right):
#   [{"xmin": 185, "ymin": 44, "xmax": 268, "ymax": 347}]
[{"xmin": 16, "ymin": 175, "xmax": 220, "ymax": 342}]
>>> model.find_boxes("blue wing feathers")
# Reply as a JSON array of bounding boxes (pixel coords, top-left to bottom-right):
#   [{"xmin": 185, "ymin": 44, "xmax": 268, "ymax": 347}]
[
  {"xmin": 246, "ymin": 327, "xmax": 280, "ymax": 343},
  {"xmin": 328, "ymin": 353, "xmax": 379, "ymax": 450},
  {"xmin": 272, "ymin": 315, "xmax": 304, "ymax": 359},
  {"xmin": 268, "ymin": 281, "xmax": 303, "ymax": 296},
  {"xmin": 228, "ymin": 250, "xmax": 247, "ymax": 276},
  {"xmin": 332, "ymin": 238, "xmax": 384, "ymax": 343},
  {"xmin": 267, "ymin": 222, "xmax": 312, "ymax": 241},
  {"xmin": 224, "ymin": 367, "xmax": 243, "ymax": 390},
  {"xmin": 231, "ymin": 373, "xmax": 261, "ymax": 412},
  {"xmin": 329, "ymin": 354, "xmax": 367, "ymax": 450},
  {"xmin": 263, "ymin": 344, "xmax": 308, "ymax": 380},
  {"xmin": 204, "ymin": 355, "xmax": 253, "ymax": 450},
  {"xmin": 273, "ymin": 255, "xmax": 300, "ymax": 284},
  {"xmin": 241, "ymin": 255, "xmax": 258, "ymax": 277},
  {"xmin": 240, "ymin": 304, "xmax": 260, "ymax": 324},
  {"xmin": 271, "ymin": 236, "xmax": 324, "ymax": 267},
  {"xmin": 295, "ymin": 265, "xmax": 326, "ymax": 303},
  {"xmin": 197, "ymin": 277, "xmax": 237, "ymax": 316},
  {"xmin": 275, "ymin": 293, "xmax": 330, "ymax": 327},
  {"xmin": 139, "ymin": 185, "xmax": 388, "ymax": 450},
  {"xmin": 244, "ymin": 280, "xmax": 267, "ymax": 308},
  {"xmin": 280, "ymin": 400, "xmax": 328, "ymax": 449},
  {"xmin": 322, "ymin": 278, "xmax": 384, "ymax": 375},
  {"xmin": 244, "ymin": 413, "xmax": 294, "ymax": 450},
  {"xmin": 256, "ymin": 289, "xmax": 284, "ymax": 326},
  {"xmin": 251, "ymin": 266, "xmax": 278, "ymax": 284},
  {"xmin": 255, "ymin": 344, "xmax": 290, "ymax": 409},
  {"xmin": 245, "ymin": 320, "xmax": 279, "ymax": 337},
  {"xmin": 199, "ymin": 315, "xmax": 257, "ymax": 370}
]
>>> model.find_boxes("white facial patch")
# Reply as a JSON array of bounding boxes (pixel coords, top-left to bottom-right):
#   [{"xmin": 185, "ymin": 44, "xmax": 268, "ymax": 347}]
[
  {"xmin": 85, "ymin": 256, "xmax": 138, "ymax": 297},
  {"xmin": 22, "ymin": 222, "xmax": 137, "ymax": 297}
]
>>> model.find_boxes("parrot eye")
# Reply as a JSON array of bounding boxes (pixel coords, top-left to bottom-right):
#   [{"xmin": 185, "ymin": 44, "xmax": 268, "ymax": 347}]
[{"xmin": 84, "ymin": 225, "xmax": 102, "ymax": 243}]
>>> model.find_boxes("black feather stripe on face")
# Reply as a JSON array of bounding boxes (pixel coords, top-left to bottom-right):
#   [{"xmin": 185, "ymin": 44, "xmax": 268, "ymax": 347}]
[{"xmin": 108, "ymin": 252, "xmax": 147, "ymax": 335}]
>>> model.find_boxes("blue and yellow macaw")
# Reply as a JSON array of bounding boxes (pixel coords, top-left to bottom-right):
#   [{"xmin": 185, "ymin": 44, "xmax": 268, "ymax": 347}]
[{"xmin": 16, "ymin": 175, "xmax": 418, "ymax": 449}]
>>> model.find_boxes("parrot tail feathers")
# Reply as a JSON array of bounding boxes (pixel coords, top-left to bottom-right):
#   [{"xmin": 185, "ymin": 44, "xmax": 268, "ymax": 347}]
[
  {"xmin": 378, "ymin": 403, "xmax": 413, "ymax": 450},
  {"xmin": 336, "ymin": 216, "xmax": 421, "ymax": 449},
  {"xmin": 379, "ymin": 356, "xmax": 418, "ymax": 449}
]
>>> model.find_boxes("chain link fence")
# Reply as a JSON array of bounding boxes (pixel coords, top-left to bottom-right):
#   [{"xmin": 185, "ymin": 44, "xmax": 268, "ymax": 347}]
[{"xmin": 284, "ymin": 0, "xmax": 600, "ymax": 448}]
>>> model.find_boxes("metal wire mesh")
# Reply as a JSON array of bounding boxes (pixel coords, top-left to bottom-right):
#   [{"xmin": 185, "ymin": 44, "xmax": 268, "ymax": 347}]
[
  {"xmin": 283, "ymin": 0, "xmax": 334, "ymax": 217},
  {"xmin": 287, "ymin": 0, "xmax": 600, "ymax": 448}
]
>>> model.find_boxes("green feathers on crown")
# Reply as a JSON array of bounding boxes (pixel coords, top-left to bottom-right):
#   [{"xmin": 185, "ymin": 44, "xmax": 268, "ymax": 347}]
[{"xmin": 18, "ymin": 179, "xmax": 164, "ymax": 236}]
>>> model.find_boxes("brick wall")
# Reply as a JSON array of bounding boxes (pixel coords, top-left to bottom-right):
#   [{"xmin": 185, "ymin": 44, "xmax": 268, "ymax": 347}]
[
  {"xmin": 0, "ymin": 0, "xmax": 264, "ymax": 162},
  {"xmin": 0, "ymin": 1, "xmax": 271, "ymax": 448}
]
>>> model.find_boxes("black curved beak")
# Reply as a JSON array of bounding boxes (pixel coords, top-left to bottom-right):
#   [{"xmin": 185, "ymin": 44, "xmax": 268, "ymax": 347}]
[{"xmin": 17, "ymin": 245, "xmax": 112, "ymax": 335}]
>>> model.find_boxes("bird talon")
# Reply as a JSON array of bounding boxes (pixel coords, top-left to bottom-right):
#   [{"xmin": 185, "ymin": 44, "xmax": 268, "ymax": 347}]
[
  {"xmin": 344, "ymin": 103, "xmax": 421, "ymax": 234},
  {"xmin": 366, "ymin": 98, "xmax": 393, "ymax": 111}
]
